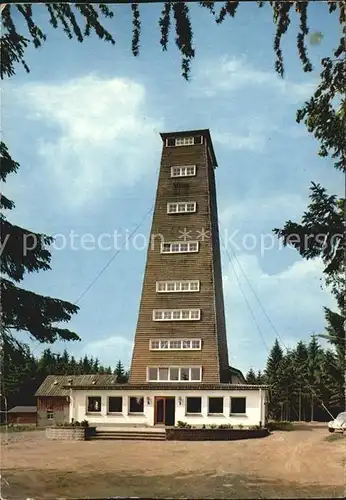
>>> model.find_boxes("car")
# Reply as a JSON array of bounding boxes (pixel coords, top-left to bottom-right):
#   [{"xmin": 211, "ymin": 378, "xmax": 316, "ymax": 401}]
[{"xmin": 328, "ymin": 412, "xmax": 346, "ymax": 433}]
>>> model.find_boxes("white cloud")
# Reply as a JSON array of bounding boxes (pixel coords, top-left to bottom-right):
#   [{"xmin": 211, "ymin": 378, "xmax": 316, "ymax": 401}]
[
  {"xmin": 223, "ymin": 254, "xmax": 336, "ymax": 373},
  {"xmin": 17, "ymin": 75, "xmax": 163, "ymax": 208},
  {"xmin": 219, "ymin": 193, "xmax": 307, "ymax": 230},
  {"xmin": 80, "ymin": 335, "xmax": 133, "ymax": 369},
  {"xmin": 194, "ymin": 55, "xmax": 316, "ymax": 101}
]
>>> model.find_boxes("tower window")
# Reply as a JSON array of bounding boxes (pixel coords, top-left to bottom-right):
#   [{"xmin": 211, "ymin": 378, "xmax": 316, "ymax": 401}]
[
  {"xmin": 147, "ymin": 366, "xmax": 202, "ymax": 382},
  {"xmin": 149, "ymin": 338, "xmax": 201, "ymax": 350},
  {"xmin": 171, "ymin": 165, "xmax": 196, "ymax": 177},
  {"xmin": 166, "ymin": 136, "xmax": 203, "ymax": 147},
  {"xmin": 167, "ymin": 202, "xmax": 197, "ymax": 214},
  {"xmin": 156, "ymin": 280, "xmax": 200, "ymax": 293},
  {"xmin": 160, "ymin": 241, "xmax": 199, "ymax": 254},
  {"xmin": 166, "ymin": 137, "xmax": 175, "ymax": 146},
  {"xmin": 152, "ymin": 309, "xmax": 201, "ymax": 321}
]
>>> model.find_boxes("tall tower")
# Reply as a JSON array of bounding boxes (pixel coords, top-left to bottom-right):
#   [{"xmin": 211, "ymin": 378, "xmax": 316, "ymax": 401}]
[{"xmin": 129, "ymin": 129, "xmax": 229, "ymax": 384}]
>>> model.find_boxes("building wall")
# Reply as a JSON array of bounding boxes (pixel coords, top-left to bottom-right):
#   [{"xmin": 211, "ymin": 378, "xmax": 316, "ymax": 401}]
[
  {"xmin": 71, "ymin": 389, "xmax": 266, "ymax": 427},
  {"xmin": 8, "ymin": 413, "xmax": 37, "ymax": 425},
  {"xmin": 130, "ymin": 132, "xmax": 229, "ymax": 384},
  {"xmin": 37, "ymin": 397, "xmax": 70, "ymax": 427}
]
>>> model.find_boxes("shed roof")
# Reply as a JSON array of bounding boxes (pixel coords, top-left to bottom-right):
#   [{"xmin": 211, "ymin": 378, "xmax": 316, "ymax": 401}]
[
  {"xmin": 35, "ymin": 374, "xmax": 118, "ymax": 397},
  {"xmin": 8, "ymin": 406, "xmax": 37, "ymax": 413}
]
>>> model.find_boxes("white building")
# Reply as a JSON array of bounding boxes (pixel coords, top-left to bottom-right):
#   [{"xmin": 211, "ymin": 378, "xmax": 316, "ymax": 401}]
[{"xmin": 69, "ymin": 384, "xmax": 268, "ymax": 428}]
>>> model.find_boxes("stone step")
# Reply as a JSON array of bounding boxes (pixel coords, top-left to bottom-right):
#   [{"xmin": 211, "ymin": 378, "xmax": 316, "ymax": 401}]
[
  {"xmin": 91, "ymin": 430, "xmax": 166, "ymax": 441},
  {"xmin": 90, "ymin": 431, "xmax": 166, "ymax": 441}
]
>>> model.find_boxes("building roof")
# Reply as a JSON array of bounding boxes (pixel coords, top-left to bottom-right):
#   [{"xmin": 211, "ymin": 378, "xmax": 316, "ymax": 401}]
[
  {"xmin": 229, "ymin": 366, "xmax": 246, "ymax": 383},
  {"xmin": 159, "ymin": 129, "xmax": 218, "ymax": 167},
  {"xmin": 63, "ymin": 383, "xmax": 269, "ymax": 391},
  {"xmin": 35, "ymin": 374, "xmax": 118, "ymax": 397},
  {"xmin": 8, "ymin": 406, "xmax": 37, "ymax": 413}
]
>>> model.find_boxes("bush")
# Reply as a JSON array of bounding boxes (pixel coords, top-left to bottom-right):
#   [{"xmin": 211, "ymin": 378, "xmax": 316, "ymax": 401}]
[
  {"xmin": 80, "ymin": 419, "xmax": 89, "ymax": 428},
  {"xmin": 266, "ymin": 421, "xmax": 294, "ymax": 431},
  {"xmin": 218, "ymin": 424, "xmax": 233, "ymax": 429},
  {"xmin": 209, "ymin": 424, "xmax": 217, "ymax": 429},
  {"xmin": 177, "ymin": 421, "xmax": 191, "ymax": 428}
]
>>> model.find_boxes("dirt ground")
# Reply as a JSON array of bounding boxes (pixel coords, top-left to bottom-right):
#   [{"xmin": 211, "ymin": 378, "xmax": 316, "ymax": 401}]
[{"xmin": 1, "ymin": 427, "xmax": 345, "ymax": 498}]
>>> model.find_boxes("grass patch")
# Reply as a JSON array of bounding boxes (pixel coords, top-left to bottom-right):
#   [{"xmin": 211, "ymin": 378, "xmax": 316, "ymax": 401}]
[{"xmin": 325, "ymin": 432, "xmax": 345, "ymax": 442}]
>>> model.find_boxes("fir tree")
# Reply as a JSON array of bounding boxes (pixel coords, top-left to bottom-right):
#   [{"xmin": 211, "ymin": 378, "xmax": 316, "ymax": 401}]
[
  {"xmin": 265, "ymin": 339, "xmax": 284, "ymax": 420},
  {"xmin": 246, "ymin": 368, "xmax": 257, "ymax": 384},
  {"xmin": 0, "ymin": 144, "xmax": 79, "ymax": 346},
  {"xmin": 114, "ymin": 360, "xmax": 127, "ymax": 383}
]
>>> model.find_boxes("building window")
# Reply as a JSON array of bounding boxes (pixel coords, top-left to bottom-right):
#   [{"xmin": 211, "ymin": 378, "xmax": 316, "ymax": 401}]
[
  {"xmin": 129, "ymin": 397, "xmax": 144, "ymax": 413},
  {"xmin": 47, "ymin": 410, "xmax": 54, "ymax": 420},
  {"xmin": 158, "ymin": 367, "xmax": 169, "ymax": 381},
  {"xmin": 150, "ymin": 340, "xmax": 160, "ymax": 349},
  {"xmin": 166, "ymin": 137, "xmax": 175, "ymax": 147},
  {"xmin": 170, "ymin": 368, "xmax": 179, "ymax": 380},
  {"xmin": 87, "ymin": 396, "xmax": 101, "ymax": 413},
  {"xmin": 166, "ymin": 136, "xmax": 203, "ymax": 147},
  {"xmin": 230, "ymin": 397, "xmax": 246, "ymax": 415},
  {"xmin": 147, "ymin": 366, "xmax": 202, "ymax": 382},
  {"xmin": 171, "ymin": 165, "xmax": 196, "ymax": 178},
  {"xmin": 161, "ymin": 241, "xmax": 199, "ymax": 254},
  {"xmin": 149, "ymin": 339, "xmax": 201, "ymax": 350},
  {"xmin": 156, "ymin": 280, "xmax": 200, "ymax": 293},
  {"xmin": 190, "ymin": 367, "xmax": 202, "ymax": 381},
  {"xmin": 108, "ymin": 397, "xmax": 123, "ymax": 413},
  {"xmin": 208, "ymin": 397, "xmax": 224, "ymax": 414},
  {"xmin": 167, "ymin": 202, "xmax": 197, "ymax": 214},
  {"xmin": 148, "ymin": 367, "xmax": 158, "ymax": 381},
  {"xmin": 175, "ymin": 136, "xmax": 194, "ymax": 146},
  {"xmin": 186, "ymin": 397, "xmax": 202, "ymax": 414},
  {"xmin": 152, "ymin": 309, "xmax": 201, "ymax": 321}
]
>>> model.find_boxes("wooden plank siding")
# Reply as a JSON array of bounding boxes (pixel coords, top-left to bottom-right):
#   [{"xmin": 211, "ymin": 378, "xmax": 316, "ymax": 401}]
[
  {"xmin": 129, "ymin": 130, "xmax": 229, "ymax": 384},
  {"xmin": 37, "ymin": 397, "xmax": 69, "ymax": 411}
]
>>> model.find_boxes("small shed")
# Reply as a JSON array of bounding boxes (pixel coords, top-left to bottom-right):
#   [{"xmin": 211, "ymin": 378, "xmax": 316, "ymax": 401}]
[
  {"xmin": 8, "ymin": 406, "xmax": 37, "ymax": 425},
  {"xmin": 35, "ymin": 374, "xmax": 118, "ymax": 426}
]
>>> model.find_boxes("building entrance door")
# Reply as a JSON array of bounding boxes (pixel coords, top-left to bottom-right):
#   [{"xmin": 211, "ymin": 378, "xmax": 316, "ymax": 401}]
[{"xmin": 154, "ymin": 397, "xmax": 175, "ymax": 426}]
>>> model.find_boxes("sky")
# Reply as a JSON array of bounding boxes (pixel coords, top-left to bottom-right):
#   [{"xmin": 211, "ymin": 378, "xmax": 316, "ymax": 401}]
[{"xmin": 3, "ymin": 3, "xmax": 343, "ymax": 375}]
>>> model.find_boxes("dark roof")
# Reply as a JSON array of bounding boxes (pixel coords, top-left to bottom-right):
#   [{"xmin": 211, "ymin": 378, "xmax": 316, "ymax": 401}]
[
  {"xmin": 159, "ymin": 129, "xmax": 218, "ymax": 167},
  {"xmin": 65, "ymin": 383, "xmax": 269, "ymax": 391},
  {"xmin": 229, "ymin": 366, "xmax": 246, "ymax": 383},
  {"xmin": 35, "ymin": 374, "xmax": 118, "ymax": 397},
  {"xmin": 8, "ymin": 406, "xmax": 37, "ymax": 413}
]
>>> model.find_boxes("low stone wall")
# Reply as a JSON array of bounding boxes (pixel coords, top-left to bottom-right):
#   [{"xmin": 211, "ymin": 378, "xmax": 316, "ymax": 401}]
[
  {"xmin": 46, "ymin": 427, "xmax": 86, "ymax": 441},
  {"xmin": 166, "ymin": 428, "xmax": 270, "ymax": 441}
]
